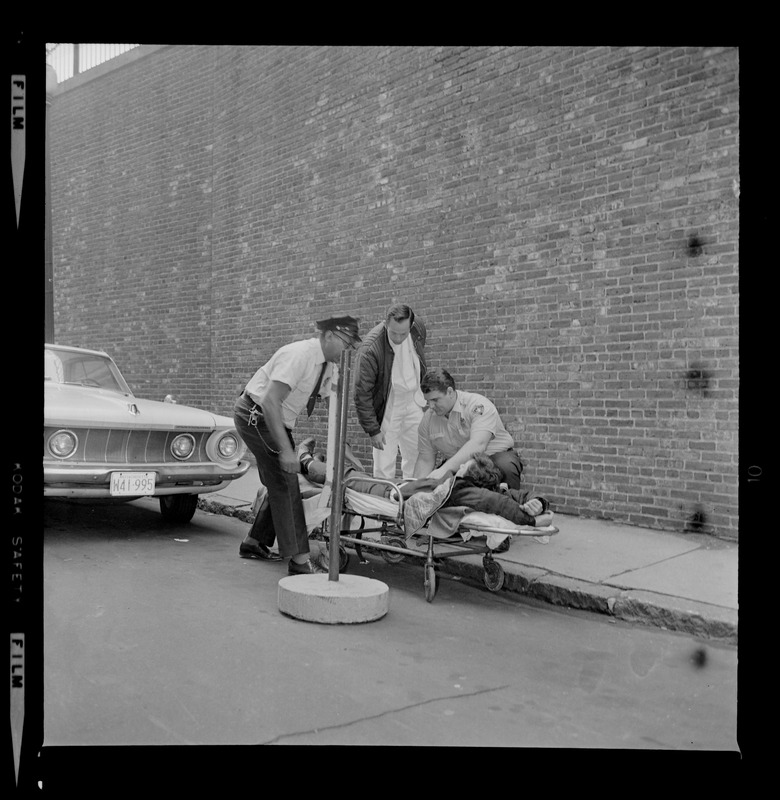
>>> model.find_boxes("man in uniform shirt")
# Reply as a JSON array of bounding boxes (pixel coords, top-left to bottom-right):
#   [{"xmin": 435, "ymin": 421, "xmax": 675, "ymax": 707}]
[
  {"xmin": 413, "ymin": 367, "xmax": 525, "ymax": 489},
  {"xmin": 233, "ymin": 316, "xmax": 361, "ymax": 575}
]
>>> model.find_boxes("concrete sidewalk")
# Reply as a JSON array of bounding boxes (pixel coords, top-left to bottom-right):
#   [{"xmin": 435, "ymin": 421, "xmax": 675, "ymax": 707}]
[{"xmin": 198, "ymin": 469, "xmax": 738, "ymax": 644}]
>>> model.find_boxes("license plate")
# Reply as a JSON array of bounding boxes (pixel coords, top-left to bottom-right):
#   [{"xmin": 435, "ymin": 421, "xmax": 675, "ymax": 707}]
[{"xmin": 110, "ymin": 471, "xmax": 156, "ymax": 496}]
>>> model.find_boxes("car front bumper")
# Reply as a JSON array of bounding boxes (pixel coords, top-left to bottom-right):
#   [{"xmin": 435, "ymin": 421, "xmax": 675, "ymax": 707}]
[{"xmin": 44, "ymin": 459, "xmax": 251, "ymax": 498}]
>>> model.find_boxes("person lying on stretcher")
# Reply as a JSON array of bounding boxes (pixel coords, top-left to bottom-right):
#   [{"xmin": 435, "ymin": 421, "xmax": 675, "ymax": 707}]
[{"xmin": 297, "ymin": 438, "xmax": 553, "ymax": 529}]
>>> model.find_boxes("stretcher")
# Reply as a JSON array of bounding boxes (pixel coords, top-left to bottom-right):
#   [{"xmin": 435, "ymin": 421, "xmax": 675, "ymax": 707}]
[{"xmin": 312, "ymin": 475, "xmax": 559, "ymax": 603}]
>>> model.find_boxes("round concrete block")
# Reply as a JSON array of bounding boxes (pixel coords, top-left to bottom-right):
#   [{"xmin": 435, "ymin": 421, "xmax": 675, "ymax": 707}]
[{"xmin": 277, "ymin": 574, "xmax": 390, "ymax": 624}]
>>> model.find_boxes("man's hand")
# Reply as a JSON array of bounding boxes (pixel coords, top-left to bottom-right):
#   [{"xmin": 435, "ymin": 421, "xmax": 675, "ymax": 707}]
[
  {"xmin": 427, "ymin": 466, "xmax": 450, "ymax": 481},
  {"xmin": 370, "ymin": 433, "xmax": 385, "ymax": 450},
  {"xmin": 279, "ymin": 449, "xmax": 300, "ymax": 474},
  {"xmin": 521, "ymin": 498, "xmax": 544, "ymax": 517}
]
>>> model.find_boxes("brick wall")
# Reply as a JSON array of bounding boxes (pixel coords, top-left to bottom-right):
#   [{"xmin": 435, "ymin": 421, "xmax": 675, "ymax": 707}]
[{"xmin": 49, "ymin": 45, "xmax": 740, "ymax": 539}]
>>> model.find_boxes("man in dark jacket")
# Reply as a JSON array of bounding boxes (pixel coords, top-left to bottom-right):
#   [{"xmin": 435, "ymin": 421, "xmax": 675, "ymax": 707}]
[{"xmin": 354, "ymin": 303, "xmax": 427, "ymax": 480}]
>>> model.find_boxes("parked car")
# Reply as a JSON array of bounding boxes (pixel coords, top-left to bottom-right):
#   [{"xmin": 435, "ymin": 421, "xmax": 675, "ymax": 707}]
[{"xmin": 44, "ymin": 343, "xmax": 250, "ymax": 523}]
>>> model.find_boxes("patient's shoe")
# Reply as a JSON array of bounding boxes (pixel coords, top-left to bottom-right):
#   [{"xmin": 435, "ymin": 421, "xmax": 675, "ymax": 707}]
[
  {"xmin": 297, "ymin": 438, "xmax": 317, "ymax": 476},
  {"xmin": 297, "ymin": 437, "xmax": 316, "ymax": 459}
]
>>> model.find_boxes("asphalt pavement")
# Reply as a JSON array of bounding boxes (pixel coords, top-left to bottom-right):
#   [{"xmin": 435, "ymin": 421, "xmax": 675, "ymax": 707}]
[{"xmin": 198, "ymin": 466, "xmax": 738, "ymax": 644}]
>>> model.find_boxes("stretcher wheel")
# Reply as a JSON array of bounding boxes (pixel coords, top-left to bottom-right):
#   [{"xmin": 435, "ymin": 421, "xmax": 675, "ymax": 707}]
[
  {"xmin": 424, "ymin": 563, "xmax": 437, "ymax": 602},
  {"xmin": 482, "ymin": 558, "xmax": 504, "ymax": 592},
  {"xmin": 380, "ymin": 536, "xmax": 406, "ymax": 564},
  {"xmin": 319, "ymin": 544, "xmax": 350, "ymax": 573}
]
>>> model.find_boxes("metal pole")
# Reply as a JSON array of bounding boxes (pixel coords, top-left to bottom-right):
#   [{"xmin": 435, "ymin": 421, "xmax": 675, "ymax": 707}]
[
  {"xmin": 45, "ymin": 64, "xmax": 57, "ymax": 343},
  {"xmin": 326, "ymin": 348, "xmax": 352, "ymax": 581}
]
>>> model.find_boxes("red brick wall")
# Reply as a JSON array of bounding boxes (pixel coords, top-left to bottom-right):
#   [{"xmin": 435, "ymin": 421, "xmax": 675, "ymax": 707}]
[{"xmin": 49, "ymin": 45, "xmax": 740, "ymax": 539}]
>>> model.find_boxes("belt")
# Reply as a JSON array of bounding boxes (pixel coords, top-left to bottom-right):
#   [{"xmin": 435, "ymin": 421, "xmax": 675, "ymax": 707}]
[
  {"xmin": 239, "ymin": 392, "xmax": 262, "ymax": 413},
  {"xmin": 239, "ymin": 393, "xmax": 292, "ymax": 435}
]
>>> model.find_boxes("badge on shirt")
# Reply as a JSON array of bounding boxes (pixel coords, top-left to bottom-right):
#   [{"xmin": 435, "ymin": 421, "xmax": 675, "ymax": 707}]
[{"xmin": 473, "ymin": 404, "xmax": 484, "ymax": 415}]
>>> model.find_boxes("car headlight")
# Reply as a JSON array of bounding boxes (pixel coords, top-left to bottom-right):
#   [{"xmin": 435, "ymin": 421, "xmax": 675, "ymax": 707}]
[
  {"xmin": 217, "ymin": 433, "xmax": 239, "ymax": 459},
  {"xmin": 170, "ymin": 434, "xmax": 196, "ymax": 460},
  {"xmin": 48, "ymin": 430, "xmax": 78, "ymax": 459},
  {"xmin": 205, "ymin": 429, "xmax": 244, "ymax": 464}
]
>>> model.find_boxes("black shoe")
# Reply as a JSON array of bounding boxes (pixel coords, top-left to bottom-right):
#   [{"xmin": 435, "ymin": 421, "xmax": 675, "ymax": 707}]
[
  {"xmin": 288, "ymin": 558, "xmax": 326, "ymax": 575},
  {"xmin": 239, "ymin": 541, "xmax": 283, "ymax": 561}
]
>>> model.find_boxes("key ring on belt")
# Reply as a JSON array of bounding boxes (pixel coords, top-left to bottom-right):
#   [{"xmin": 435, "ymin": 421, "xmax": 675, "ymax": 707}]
[{"xmin": 247, "ymin": 400, "xmax": 280, "ymax": 455}]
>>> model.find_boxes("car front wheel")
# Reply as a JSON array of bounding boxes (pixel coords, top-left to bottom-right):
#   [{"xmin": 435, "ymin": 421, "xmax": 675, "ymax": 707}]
[{"xmin": 159, "ymin": 493, "xmax": 198, "ymax": 523}]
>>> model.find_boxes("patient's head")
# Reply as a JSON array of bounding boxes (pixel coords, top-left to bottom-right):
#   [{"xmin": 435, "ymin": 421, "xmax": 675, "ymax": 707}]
[{"xmin": 457, "ymin": 454, "xmax": 503, "ymax": 490}]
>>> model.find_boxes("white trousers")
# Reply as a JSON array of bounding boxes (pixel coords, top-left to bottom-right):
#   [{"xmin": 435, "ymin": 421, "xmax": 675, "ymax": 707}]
[{"xmin": 372, "ymin": 388, "xmax": 424, "ymax": 480}]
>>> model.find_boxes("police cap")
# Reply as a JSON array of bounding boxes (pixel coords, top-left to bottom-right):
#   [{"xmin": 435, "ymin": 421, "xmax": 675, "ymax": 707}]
[{"xmin": 316, "ymin": 315, "xmax": 362, "ymax": 342}]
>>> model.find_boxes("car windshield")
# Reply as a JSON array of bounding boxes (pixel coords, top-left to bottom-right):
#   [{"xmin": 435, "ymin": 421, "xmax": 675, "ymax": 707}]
[{"xmin": 44, "ymin": 348, "xmax": 132, "ymax": 394}]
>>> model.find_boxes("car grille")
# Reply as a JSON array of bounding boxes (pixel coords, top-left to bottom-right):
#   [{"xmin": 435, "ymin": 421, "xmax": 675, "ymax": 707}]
[{"xmin": 43, "ymin": 427, "xmax": 211, "ymax": 464}]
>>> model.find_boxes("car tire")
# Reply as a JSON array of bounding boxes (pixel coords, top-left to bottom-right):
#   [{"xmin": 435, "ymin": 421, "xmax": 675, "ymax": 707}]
[{"xmin": 159, "ymin": 494, "xmax": 198, "ymax": 523}]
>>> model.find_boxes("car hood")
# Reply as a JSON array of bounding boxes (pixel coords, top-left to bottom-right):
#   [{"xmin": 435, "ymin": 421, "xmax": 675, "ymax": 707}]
[{"xmin": 44, "ymin": 383, "xmax": 235, "ymax": 430}]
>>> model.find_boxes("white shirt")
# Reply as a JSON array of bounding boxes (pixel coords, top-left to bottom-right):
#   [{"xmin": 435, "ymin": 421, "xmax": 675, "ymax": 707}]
[
  {"xmin": 244, "ymin": 338, "xmax": 331, "ymax": 429},
  {"xmin": 389, "ymin": 334, "xmax": 425, "ymax": 405}
]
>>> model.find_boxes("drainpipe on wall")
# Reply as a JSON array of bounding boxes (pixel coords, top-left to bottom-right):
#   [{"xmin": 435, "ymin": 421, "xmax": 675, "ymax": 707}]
[{"xmin": 45, "ymin": 63, "xmax": 57, "ymax": 343}]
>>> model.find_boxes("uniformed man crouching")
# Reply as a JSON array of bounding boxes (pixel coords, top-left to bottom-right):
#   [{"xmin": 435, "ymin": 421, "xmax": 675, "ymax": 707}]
[
  {"xmin": 413, "ymin": 367, "xmax": 525, "ymax": 489},
  {"xmin": 234, "ymin": 316, "xmax": 361, "ymax": 574}
]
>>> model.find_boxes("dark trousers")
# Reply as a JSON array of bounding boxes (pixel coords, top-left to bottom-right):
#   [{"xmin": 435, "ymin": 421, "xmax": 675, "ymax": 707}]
[
  {"xmin": 489, "ymin": 449, "xmax": 524, "ymax": 490},
  {"xmin": 233, "ymin": 394, "xmax": 309, "ymax": 558}
]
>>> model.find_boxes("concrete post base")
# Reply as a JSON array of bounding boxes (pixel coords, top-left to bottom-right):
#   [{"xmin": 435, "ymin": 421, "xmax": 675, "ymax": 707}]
[{"xmin": 277, "ymin": 574, "xmax": 390, "ymax": 624}]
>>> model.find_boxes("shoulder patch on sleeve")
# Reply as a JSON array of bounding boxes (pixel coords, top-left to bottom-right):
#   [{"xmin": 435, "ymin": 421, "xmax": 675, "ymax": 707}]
[{"xmin": 473, "ymin": 404, "xmax": 484, "ymax": 415}]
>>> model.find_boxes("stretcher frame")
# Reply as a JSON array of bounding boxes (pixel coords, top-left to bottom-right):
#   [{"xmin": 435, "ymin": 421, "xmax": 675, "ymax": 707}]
[{"xmin": 317, "ymin": 474, "xmax": 559, "ymax": 603}]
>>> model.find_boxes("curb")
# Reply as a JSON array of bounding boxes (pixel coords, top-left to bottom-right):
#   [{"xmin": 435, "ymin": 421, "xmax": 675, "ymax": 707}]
[
  {"xmin": 440, "ymin": 554, "xmax": 737, "ymax": 644},
  {"xmin": 610, "ymin": 591, "xmax": 738, "ymax": 644},
  {"xmin": 198, "ymin": 497, "xmax": 737, "ymax": 644}
]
